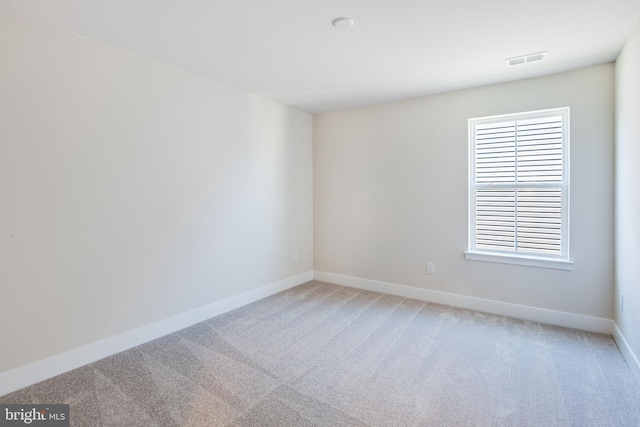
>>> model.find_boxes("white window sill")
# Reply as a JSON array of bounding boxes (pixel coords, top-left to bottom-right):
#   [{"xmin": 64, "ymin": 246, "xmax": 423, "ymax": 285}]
[{"xmin": 464, "ymin": 251, "xmax": 574, "ymax": 270}]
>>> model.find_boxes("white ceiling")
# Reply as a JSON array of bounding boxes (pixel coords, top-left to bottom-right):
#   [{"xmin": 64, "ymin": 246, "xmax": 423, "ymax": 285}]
[{"xmin": 2, "ymin": 0, "xmax": 639, "ymax": 113}]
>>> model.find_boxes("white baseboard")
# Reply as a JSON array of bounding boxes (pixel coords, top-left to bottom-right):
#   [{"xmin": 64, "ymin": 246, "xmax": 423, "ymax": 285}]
[
  {"xmin": 613, "ymin": 324, "xmax": 640, "ymax": 384},
  {"xmin": 0, "ymin": 271, "xmax": 313, "ymax": 397},
  {"xmin": 314, "ymin": 271, "xmax": 614, "ymax": 334}
]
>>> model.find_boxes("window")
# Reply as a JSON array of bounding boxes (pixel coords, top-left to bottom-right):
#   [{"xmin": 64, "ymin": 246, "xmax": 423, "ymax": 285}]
[{"xmin": 465, "ymin": 108, "xmax": 573, "ymax": 270}]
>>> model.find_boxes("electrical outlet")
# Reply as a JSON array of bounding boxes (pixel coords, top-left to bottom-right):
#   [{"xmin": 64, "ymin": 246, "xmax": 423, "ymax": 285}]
[
  {"xmin": 427, "ymin": 262, "xmax": 435, "ymax": 274},
  {"xmin": 293, "ymin": 252, "xmax": 299, "ymax": 263},
  {"xmin": 620, "ymin": 294, "xmax": 624, "ymax": 312}
]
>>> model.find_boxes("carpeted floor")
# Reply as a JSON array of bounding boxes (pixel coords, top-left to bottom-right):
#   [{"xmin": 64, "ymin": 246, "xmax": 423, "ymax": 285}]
[{"xmin": 2, "ymin": 280, "xmax": 640, "ymax": 426}]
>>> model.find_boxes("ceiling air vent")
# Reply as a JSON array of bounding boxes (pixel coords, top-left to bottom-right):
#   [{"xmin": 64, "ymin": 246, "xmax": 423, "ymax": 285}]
[{"xmin": 506, "ymin": 51, "xmax": 547, "ymax": 67}]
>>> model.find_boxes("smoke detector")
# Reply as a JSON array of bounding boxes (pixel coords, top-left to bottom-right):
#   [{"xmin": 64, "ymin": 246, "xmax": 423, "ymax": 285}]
[
  {"xmin": 332, "ymin": 17, "xmax": 354, "ymax": 30},
  {"xmin": 506, "ymin": 51, "xmax": 547, "ymax": 67}
]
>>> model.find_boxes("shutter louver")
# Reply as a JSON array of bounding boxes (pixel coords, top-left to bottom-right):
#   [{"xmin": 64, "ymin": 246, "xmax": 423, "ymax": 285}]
[
  {"xmin": 476, "ymin": 188, "xmax": 515, "ymax": 251},
  {"xmin": 475, "ymin": 121, "xmax": 515, "ymax": 184},
  {"xmin": 471, "ymin": 112, "xmax": 566, "ymax": 257},
  {"xmin": 516, "ymin": 188, "xmax": 562, "ymax": 254},
  {"xmin": 516, "ymin": 117, "xmax": 563, "ymax": 183}
]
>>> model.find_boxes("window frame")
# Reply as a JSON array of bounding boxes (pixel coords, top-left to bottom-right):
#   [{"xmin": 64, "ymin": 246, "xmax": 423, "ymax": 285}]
[{"xmin": 465, "ymin": 107, "xmax": 573, "ymax": 270}]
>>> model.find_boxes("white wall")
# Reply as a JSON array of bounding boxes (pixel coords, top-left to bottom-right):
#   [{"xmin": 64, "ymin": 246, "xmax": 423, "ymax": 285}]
[
  {"xmin": 615, "ymin": 24, "xmax": 640, "ymax": 376},
  {"xmin": 314, "ymin": 65, "xmax": 614, "ymax": 320},
  {"xmin": 0, "ymin": 9, "xmax": 312, "ymax": 376}
]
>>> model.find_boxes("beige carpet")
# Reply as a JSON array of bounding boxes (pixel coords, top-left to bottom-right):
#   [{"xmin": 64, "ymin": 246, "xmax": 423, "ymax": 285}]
[{"xmin": 2, "ymin": 280, "xmax": 639, "ymax": 426}]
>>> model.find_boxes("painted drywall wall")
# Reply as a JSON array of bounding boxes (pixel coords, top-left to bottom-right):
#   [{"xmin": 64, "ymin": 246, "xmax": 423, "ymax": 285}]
[
  {"xmin": 314, "ymin": 64, "xmax": 614, "ymax": 319},
  {"xmin": 615, "ymin": 24, "xmax": 640, "ymax": 370},
  {"xmin": 0, "ymin": 9, "xmax": 312, "ymax": 375}
]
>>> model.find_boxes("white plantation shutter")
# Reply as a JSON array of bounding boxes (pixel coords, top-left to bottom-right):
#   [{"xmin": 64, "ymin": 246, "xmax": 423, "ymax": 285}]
[{"xmin": 469, "ymin": 108, "xmax": 569, "ymax": 262}]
